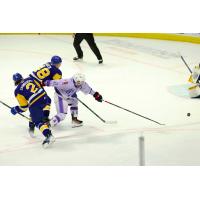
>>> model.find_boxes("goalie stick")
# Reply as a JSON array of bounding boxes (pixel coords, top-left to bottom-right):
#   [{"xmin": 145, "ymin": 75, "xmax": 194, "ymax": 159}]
[{"xmin": 180, "ymin": 55, "xmax": 192, "ymax": 74}]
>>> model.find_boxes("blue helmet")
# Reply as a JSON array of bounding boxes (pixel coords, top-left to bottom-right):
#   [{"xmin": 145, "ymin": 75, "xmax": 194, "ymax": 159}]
[
  {"xmin": 13, "ymin": 73, "xmax": 23, "ymax": 82},
  {"xmin": 51, "ymin": 55, "xmax": 62, "ymax": 65}
]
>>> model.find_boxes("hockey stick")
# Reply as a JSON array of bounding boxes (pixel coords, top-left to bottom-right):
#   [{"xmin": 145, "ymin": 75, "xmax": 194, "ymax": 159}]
[
  {"xmin": 77, "ymin": 98, "xmax": 117, "ymax": 124},
  {"xmin": 103, "ymin": 100, "xmax": 165, "ymax": 125},
  {"xmin": 0, "ymin": 100, "xmax": 30, "ymax": 121},
  {"xmin": 180, "ymin": 55, "xmax": 192, "ymax": 74}
]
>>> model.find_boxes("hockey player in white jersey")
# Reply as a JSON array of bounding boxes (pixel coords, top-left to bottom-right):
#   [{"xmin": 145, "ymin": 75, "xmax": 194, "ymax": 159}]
[
  {"xmin": 188, "ymin": 64, "xmax": 200, "ymax": 98},
  {"xmin": 44, "ymin": 73, "xmax": 103, "ymax": 127}
]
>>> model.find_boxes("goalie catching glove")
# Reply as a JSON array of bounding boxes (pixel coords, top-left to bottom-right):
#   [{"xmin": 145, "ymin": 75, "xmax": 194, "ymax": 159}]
[{"xmin": 93, "ymin": 92, "xmax": 103, "ymax": 102}]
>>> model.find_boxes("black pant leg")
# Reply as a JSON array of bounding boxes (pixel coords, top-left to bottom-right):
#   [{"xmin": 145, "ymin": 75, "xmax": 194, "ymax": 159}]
[
  {"xmin": 29, "ymin": 119, "xmax": 35, "ymax": 128},
  {"xmin": 73, "ymin": 34, "xmax": 84, "ymax": 58},
  {"xmin": 84, "ymin": 34, "xmax": 103, "ymax": 60}
]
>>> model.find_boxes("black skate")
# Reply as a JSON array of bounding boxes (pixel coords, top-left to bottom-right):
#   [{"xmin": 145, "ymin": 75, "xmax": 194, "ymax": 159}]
[
  {"xmin": 73, "ymin": 57, "xmax": 83, "ymax": 61},
  {"xmin": 42, "ymin": 133, "xmax": 56, "ymax": 148},
  {"xmin": 98, "ymin": 59, "xmax": 103, "ymax": 64},
  {"xmin": 72, "ymin": 117, "xmax": 83, "ymax": 128}
]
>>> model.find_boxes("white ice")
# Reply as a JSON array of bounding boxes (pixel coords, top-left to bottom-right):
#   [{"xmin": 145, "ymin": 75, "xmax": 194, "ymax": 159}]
[{"xmin": 0, "ymin": 35, "xmax": 200, "ymax": 165}]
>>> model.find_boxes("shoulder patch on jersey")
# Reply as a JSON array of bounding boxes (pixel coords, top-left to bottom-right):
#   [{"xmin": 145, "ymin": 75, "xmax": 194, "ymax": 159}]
[{"xmin": 53, "ymin": 73, "xmax": 62, "ymax": 80}]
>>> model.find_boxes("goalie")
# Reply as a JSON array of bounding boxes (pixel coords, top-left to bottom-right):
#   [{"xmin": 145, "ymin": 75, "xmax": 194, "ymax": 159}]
[
  {"xmin": 188, "ymin": 64, "xmax": 200, "ymax": 98},
  {"xmin": 44, "ymin": 73, "xmax": 103, "ymax": 127}
]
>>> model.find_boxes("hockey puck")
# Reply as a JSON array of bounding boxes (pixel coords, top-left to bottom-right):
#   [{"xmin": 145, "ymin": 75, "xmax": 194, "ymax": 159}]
[{"xmin": 187, "ymin": 113, "xmax": 191, "ymax": 117}]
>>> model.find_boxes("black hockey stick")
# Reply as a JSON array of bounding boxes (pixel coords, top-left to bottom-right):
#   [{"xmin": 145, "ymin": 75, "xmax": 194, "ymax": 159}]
[
  {"xmin": 180, "ymin": 55, "xmax": 192, "ymax": 74},
  {"xmin": 103, "ymin": 100, "xmax": 165, "ymax": 125},
  {"xmin": 0, "ymin": 100, "xmax": 30, "ymax": 121},
  {"xmin": 77, "ymin": 98, "xmax": 117, "ymax": 124}
]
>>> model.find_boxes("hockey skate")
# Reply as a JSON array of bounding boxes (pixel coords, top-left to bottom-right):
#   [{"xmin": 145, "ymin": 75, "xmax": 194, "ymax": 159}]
[
  {"xmin": 72, "ymin": 116, "xmax": 83, "ymax": 128},
  {"xmin": 42, "ymin": 133, "xmax": 56, "ymax": 148}
]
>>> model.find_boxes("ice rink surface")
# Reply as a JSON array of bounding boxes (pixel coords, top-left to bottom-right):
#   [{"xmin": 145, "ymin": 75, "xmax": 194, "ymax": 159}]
[{"xmin": 0, "ymin": 34, "xmax": 200, "ymax": 165}]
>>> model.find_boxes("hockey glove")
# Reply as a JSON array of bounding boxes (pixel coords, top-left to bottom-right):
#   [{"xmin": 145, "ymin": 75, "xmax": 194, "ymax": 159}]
[
  {"xmin": 93, "ymin": 92, "xmax": 103, "ymax": 102},
  {"xmin": 44, "ymin": 80, "xmax": 51, "ymax": 86},
  {"xmin": 11, "ymin": 107, "xmax": 18, "ymax": 115},
  {"xmin": 40, "ymin": 82, "xmax": 45, "ymax": 87},
  {"xmin": 71, "ymin": 93, "xmax": 77, "ymax": 98}
]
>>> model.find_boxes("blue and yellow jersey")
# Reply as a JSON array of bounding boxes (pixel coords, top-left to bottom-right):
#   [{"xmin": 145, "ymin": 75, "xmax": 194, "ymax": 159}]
[
  {"xmin": 14, "ymin": 77, "xmax": 47, "ymax": 112},
  {"xmin": 30, "ymin": 62, "xmax": 62, "ymax": 87}
]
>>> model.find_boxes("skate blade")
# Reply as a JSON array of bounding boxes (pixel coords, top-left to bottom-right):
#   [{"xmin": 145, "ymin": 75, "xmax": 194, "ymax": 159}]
[
  {"xmin": 29, "ymin": 132, "xmax": 36, "ymax": 138},
  {"xmin": 72, "ymin": 124, "xmax": 83, "ymax": 128},
  {"xmin": 42, "ymin": 137, "xmax": 56, "ymax": 149}
]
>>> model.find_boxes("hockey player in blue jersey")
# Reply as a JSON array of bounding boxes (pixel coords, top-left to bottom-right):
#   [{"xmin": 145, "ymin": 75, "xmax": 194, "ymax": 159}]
[
  {"xmin": 30, "ymin": 55, "xmax": 62, "ymax": 86},
  {"xmin": 28, "ymin": 55, "xmax": 63, "ymax": 133},
  {"xmin": 11, "ymin": 73, "xmax": 55, "ymax": 148}
]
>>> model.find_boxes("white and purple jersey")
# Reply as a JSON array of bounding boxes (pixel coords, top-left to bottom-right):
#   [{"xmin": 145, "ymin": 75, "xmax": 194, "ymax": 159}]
[{"xmin": 47, "ymin": 77, "xmax": 96, "ymax": 99}]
